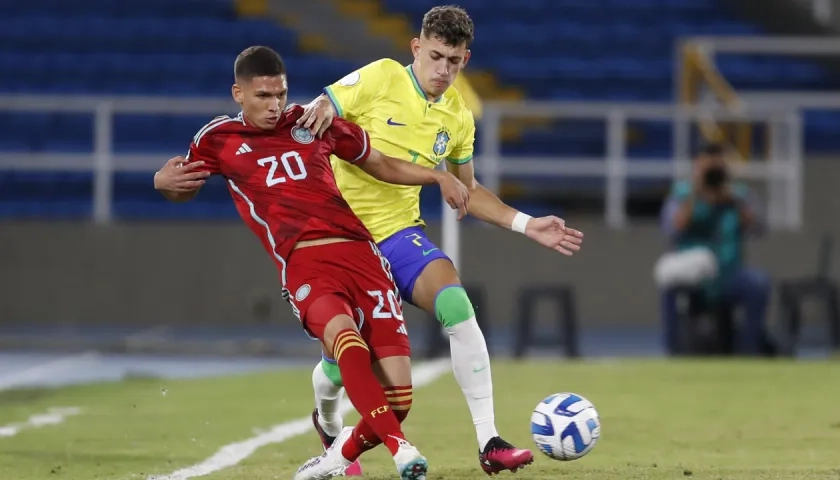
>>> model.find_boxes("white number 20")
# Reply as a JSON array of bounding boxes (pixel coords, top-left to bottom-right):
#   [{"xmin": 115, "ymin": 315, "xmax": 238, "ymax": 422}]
[
  {"xmin": 367, "ymin": 289, "xmax": 404, "ymax": 321},
  {"xmin": 257, "ymin": 151, "xmax": 308, "ymax": 187}
]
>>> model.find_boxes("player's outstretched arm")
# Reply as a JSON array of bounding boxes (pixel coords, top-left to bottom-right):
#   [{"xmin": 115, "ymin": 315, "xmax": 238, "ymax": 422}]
[
  {"xmin": 154, "ymin": 156, "xmax": 208, "ymax": 202},
  {"xmin": 361, "ymin": 149, "xmax": 470, "ymax": 220},
  {"xmin": 446, "ymin": 160, "xmax": 584, "ymax": 256}
]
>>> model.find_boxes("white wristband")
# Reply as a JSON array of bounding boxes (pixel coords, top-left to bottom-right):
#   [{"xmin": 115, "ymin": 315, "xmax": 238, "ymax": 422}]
[{"xmin": 511, "ymin": 212, "xmax": 532, "ymax": 234}]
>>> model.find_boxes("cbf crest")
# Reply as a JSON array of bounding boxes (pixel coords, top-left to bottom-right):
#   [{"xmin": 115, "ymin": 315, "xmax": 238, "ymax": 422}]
[
  {"xmin": 433, "ymin": 127, "xmax": 451, "ymax": 156},
  {"xmin": 291, "ymin": 126, "xmax": 314, "ymax": 144}
]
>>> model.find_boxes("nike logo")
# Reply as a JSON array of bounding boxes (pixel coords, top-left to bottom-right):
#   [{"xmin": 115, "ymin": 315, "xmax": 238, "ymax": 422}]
[
  {"xmin": 387, "ymin": 118, "xmax": 406, "ymax": 126},
  {"xmin": 422, "ymin": 248, "xmax": 439, "ymax": 256},
  {"xmin": 473, "ymin": 365, "xmax": 489, "ymax": 373}
]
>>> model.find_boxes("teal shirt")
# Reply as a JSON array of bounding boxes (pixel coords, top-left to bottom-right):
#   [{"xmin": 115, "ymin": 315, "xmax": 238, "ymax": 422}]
[{"xmin": 661, "ymin": 181, "xmax": 752, "ymax": 296}]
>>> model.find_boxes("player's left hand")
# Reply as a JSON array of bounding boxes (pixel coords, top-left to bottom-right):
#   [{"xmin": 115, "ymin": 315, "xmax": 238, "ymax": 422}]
[{"xmin": 524, "ymin": 216, "xmax": 584, "ymax": 256}]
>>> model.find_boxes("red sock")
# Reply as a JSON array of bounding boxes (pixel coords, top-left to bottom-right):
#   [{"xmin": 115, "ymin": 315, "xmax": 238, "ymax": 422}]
[
  {"xmin": 384, "ymin": 385, "xmax": 413, "ymax": 422},
  {"xmin": 342, "ymin": 420, "xmax": 381, "ymax": 461},
  {"xmin": 333, "ymin": 329, "xmax": 405, "ymax": 456},
  {"xmin": 342, "ymin": 385, "xmax": 413, "ymax": 461}
]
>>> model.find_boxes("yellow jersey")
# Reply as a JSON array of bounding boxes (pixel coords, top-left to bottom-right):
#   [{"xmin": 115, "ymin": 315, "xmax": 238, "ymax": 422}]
[{"xmin": 324, "ymin": 58, "xmax": 475, "ymax": 243}]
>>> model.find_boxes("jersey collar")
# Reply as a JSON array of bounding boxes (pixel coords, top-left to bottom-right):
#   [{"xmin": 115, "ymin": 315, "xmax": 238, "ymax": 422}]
[{"xmin": 406, "ymin": 65, "xmax": 443, "ymax": 103}]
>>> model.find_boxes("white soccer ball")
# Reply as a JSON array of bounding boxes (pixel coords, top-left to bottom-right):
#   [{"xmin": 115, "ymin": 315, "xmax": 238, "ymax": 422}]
[{"xmin": 530, "ymin": 392, "xmax": 601, "ymax": 461}]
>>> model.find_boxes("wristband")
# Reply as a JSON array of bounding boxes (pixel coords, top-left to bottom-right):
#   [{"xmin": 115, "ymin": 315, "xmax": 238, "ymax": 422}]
[{"xmin": 511, "ymin": 212, "xmax": 532, "ymax": 234}]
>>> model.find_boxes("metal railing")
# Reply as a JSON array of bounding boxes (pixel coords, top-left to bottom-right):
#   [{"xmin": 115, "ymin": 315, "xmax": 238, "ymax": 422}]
[
  {"xmin": 0, "ymin": 95, "xmax": 804, "ymax": 270},
  {"xmin": 476, "ymin": 101, "xmax": 802, "ymax": 230}
]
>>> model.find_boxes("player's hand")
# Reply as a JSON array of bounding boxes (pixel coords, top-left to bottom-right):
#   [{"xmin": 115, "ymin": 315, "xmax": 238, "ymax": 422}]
[
  {"xmin": 297, "ymin": 95, "xmax": 335, "ymax": 138},
  {"xmin": 524, "ymin": 216, "xmax": 584, "ymax": 256},
  {"xmin": 154, "ymin": 156, "xmax": 209, "ymax": 192},
  {"xmin": 438, "ymin": 173, "xmax": 469, "ymax": 220}
]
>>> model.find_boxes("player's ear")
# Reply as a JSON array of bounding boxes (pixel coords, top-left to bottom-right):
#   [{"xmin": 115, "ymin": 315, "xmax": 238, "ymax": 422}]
[
  {"xmin": 410, "ymin": 38, "xmax": 421, "ymax": 59},
  {"xmin": 463, "ymin": 50, "xmax": 471, "ymax": 68},
  {"xmin": 231, "ymin": 83, "xmax": 244, "ymax": 104}
]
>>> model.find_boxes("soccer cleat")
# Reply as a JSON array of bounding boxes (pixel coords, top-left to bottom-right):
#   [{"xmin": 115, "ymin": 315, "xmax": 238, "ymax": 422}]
[
  {"xmin": 479, "ymin": 436, "xmax": 535, "ymax": 475},
  {"xmin": 311, "ymin": 409, "xmax": 363, "ymax": 476},
  {"xmin": 294, "ymin": 427, "xmax": 354, "ymax": 480},
  {"xmin": 392, "ymin": 437, "xmax": 429, "ymax": 480}
]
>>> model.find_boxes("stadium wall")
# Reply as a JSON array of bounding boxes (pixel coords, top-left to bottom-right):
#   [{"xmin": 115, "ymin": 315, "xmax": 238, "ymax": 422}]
[{"xmin": 3, "ymin": 157, "xmax": 840, "ymax": 331}]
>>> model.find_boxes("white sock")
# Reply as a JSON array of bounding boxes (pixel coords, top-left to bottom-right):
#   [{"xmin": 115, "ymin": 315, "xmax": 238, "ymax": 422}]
[
  {"xmin": 311, "ymin": 362, "xmax": 345, "ymax": 438},
  {"xmin": 446, "ymin": 317, "xmax": 498, "ymax": 450}
]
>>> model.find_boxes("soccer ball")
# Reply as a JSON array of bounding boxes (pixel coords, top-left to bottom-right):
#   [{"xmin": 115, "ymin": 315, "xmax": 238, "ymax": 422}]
[{"xmin": 530, "ymin": 392, "xmax": 600, "ymax": 461}]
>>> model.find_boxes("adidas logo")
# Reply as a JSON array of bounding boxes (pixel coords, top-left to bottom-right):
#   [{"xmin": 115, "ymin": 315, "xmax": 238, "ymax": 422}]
[
  {"xmin": 235, "ymin": 143, "xmax": 252, "ymax": 155},
  {"xmin": 396, "ymin": 324, "xmax": 408, "ymax": 336}
]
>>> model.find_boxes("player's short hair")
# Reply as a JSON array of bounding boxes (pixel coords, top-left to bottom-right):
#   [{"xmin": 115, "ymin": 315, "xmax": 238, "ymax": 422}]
[
  {"xmin": 421, "ymin": 5, "xmax": 474, "ymax": 48},
  {"xmin": 234, "ymin": 46, "xmax": 286, "ymax": 81}
]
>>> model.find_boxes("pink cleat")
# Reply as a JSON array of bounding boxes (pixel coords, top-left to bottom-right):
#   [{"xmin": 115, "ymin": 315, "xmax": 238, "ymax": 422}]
[{"xmin": 479, "ymin": 437, "xmax": 534, "ymax": 475}]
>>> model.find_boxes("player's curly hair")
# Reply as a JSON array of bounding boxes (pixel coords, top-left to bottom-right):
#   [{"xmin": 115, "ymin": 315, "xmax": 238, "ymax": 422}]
[
  {"xmin": 421, "ymin": 5, "xmax": 474, "ymax": 47},
  {"xmin": 234, "ymin": 46, "xmax": 286, "ymax": 81}
]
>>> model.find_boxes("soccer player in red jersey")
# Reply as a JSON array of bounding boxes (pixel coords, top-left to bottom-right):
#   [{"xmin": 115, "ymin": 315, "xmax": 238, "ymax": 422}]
[{"xmin": 153, "ymin": 46, "xmax": 470, "ymax": 480}]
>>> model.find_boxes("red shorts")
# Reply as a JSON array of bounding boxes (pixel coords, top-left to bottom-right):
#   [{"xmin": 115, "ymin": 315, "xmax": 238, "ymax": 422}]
[{"xmin": 284, "ymin": 240, "xmax": 410, "ymax": 360}]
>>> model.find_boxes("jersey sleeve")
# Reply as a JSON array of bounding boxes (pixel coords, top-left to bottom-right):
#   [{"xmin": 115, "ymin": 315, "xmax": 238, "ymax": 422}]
[
  {"xmin": 446, "ymin": 107, "xmax": 475, "ymax": 165},
  {"xmin": 183, "ymin": 116, "xmax": 228, "ymax": 174},
  {"xmin": 326, "ymin": 117, "xmax": 371, "ymax": 165},
  {"xmin": 322, "ymin": 59, "xmax": 396, "ymax": 122}
]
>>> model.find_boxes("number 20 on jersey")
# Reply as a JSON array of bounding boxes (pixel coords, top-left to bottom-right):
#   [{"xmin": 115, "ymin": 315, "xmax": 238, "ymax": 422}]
[{"xmin": 257, "ymin": 151, "xmax": 308, "ymax": 186}]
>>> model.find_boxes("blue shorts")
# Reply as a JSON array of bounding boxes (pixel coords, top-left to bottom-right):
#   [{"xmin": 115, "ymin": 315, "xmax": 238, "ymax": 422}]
[{"xmin": 377, "ymin": 226, "xmax": 451, "ymax": 304}]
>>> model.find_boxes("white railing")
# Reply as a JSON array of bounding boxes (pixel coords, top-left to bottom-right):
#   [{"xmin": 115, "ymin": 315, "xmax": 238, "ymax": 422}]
[
  {"xmin": 0, "ymin": 95, "xmax": 240, "ymax": 224},
  {"xmin": 681, "ymin": 35, "xmax": 840, "ymax": 56},
  {"xmin": 679, "ymin": 36, "xmax": 840, "ymax": 111},
  {"xmin": 675, "ymin": 35, "xmax": 840, "ymax": 235},
  {"xmin": 476, "ymin": 101, "xmax": 803, "ymax": 230},
  {"xmin": 0, "ymin": 96, "xmax": 804, "ymax": 271}
]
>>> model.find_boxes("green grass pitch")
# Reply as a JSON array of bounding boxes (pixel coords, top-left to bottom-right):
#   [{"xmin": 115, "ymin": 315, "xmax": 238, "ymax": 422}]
[{"xmin": 1, "ymin": 359, "xmax": 839, "ymax": 479}]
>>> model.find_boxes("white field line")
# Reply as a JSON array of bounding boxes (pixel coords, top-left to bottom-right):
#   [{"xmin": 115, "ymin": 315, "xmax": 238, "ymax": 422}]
[
  {"xmin": 147, "ymin": 358, "xmax": 451, "ymax": 480},
  {"xmin": 0, "ymin": 407, "xmax": 82, "ymax": 437}
]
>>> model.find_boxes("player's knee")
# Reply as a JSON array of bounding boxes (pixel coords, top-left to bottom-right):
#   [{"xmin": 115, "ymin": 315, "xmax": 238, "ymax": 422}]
[
  {"xmin": 319, "ymin": 358, "xmax": 344, "ymax": 387},
  {"xmin": 309, "ymin": 293, "xmax": 357, "ymax": 350},
  {"xmin": 384, "ymin": 385, "xmax": 413, "ymax": 423},
  {"xmin": 434, "ymin": 285, "xmax": 475, "ymax": 329}
]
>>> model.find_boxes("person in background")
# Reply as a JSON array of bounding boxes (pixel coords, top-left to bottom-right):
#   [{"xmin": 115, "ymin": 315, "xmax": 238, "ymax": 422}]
[{"xmin": 659, "ymin": 143, "xmax": 771, "ymax": 355}]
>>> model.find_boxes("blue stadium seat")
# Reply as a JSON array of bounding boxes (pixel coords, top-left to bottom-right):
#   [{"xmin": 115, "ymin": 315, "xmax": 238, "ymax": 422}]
[
  {"xmin": 2, "ymin": 0, "xmax": 839, "ymax": 219},
  {"xmin": 0, "ymin": 0, "xmax": 358, "ymax": 218},
  {"xmin": 381, "ymin": 0, "xmax": 839, "ymax": 162}
]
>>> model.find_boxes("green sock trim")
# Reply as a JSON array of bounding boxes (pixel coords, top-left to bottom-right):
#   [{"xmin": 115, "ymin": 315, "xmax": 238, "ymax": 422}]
[
  {"xmin": 434, "ymin": 285, "xmax": 476, "ymax": 328},
  {"xmin": 320, "ymin": 359, "xmax": 343, "ymax": 387}
]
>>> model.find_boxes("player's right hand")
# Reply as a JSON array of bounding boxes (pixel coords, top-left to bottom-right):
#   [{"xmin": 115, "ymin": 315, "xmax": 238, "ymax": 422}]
[
  {"xmin": 439, "ymin": 173, "xmax": 470, "ymax": 220},
  {"xmin": 154, "ymin": 156, "xmax": 210, "ymax": 192},
  {"xmin": 297, "ymin": 95, "xmax": 335, "ymax": 138}
]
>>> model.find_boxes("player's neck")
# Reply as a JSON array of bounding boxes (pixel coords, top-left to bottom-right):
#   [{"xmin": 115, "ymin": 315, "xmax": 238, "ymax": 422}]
[{"xmin": 409, "ymin": 63, "xmax": 442, "ymax": 103}]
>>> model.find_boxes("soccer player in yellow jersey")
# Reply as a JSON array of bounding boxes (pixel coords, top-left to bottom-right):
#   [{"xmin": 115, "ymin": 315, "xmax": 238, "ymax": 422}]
[{"xmin": 295, "ymin": 5, "xmax": 584, "ymax": 476}]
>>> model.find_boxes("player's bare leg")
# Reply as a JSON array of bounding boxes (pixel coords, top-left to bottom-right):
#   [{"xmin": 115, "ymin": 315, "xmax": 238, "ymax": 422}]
[{"xmin": 411, "ymin": 258, "xmax": 534, "ymax": 475}]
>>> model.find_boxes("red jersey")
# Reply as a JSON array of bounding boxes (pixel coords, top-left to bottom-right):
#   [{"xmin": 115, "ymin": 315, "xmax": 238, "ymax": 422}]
[{"xmin": 185, "ymin": 104, "xmax": 374, "ymax": 283}]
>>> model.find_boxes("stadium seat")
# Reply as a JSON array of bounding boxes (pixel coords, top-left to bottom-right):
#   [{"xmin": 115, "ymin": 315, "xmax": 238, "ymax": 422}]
[
  {"xmin": 0, "ymin": 0, "xmax": 361, "ymax": 218},
  {"xmin": 2, "ymin": 0, "xmax": 840, "ymax": 218},
  {"xmin": 381, "ymin": 0, "xmax": 840, "ymax": 158},
  {"xmin": 513, "ymin": 284, "xmax": 580, "ymax": 359}
]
